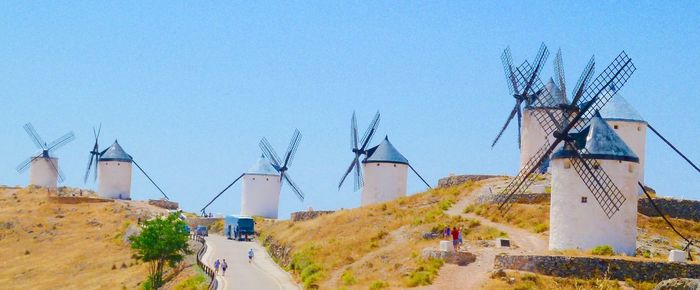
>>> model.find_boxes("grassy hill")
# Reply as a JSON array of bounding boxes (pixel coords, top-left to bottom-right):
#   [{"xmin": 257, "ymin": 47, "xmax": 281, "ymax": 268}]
[
  {"xmin": 257, "ymin": 181, "xmax": 506, "ymax": 289},
  {"xmin": 0, "ymin": 186, "xmax": 208, "ymax": 290}
]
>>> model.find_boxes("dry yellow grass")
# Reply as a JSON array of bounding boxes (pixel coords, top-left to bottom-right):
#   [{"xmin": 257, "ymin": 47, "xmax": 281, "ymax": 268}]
[
  {"xmin": 0, "ymin": 186, "xmax": 168, "ymax": 289},
  {"xmin": 257, "ymin": 181, "xmax": 507, "ymax": 289},
  {"xmin": 466, "ymin": 202, "xmax": 550, "ymax": 234}
]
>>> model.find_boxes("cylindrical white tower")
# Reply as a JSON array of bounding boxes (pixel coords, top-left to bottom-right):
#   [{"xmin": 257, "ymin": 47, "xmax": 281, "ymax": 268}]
[
  {"xmin": 520, "ymin": 79, "xmax": 567, "ymax": 173},
  {"xmin": 98, "ymin": 140, "xmax": 133, "ymax": 200},
  {"xmin": 549, "ymin": 116, "xmax": 640, "ymax": 255},
  {"xmin": 599, "ymin": 93, "xmax": 646, "ymax": 182},
  {"xmin": 240, "ymin": 156, "xmax": 282, "ymax": 219},
  {"xmin": 29, "ymin": 156, "xmax": 58, "ymax": 188},
  {"xmin": 361, "ymin": 137, "xmax": 409, "ymax": 206}
]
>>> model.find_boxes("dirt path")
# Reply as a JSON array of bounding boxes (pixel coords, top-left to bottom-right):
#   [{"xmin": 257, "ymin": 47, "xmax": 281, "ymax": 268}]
[{"xmin": 425, "ymin": 179, "xmax": 548, "ymax": 290}]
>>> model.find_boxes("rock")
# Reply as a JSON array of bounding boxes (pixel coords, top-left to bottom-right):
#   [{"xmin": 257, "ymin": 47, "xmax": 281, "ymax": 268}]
[
  {"xmin": 148, "ymin": 199, "xmax": 179, "ymax": 210},
  {"xmin": 421, "ymin": 248, "xmax": 476, "ymax": 266},
  {"xmin": 123, "ymin": 225, "xmax": 141, "ymax": 244},
  {"xmin": 87, "ymin": 218, "xmax": 102, "ymax": 227},
  {"xmin": 654, "ymin": 278, "xmax": 700, "ymax": 290},
  {"xmin": 489, "ymin": 268, "xmax": 506, "ymax": 279}
]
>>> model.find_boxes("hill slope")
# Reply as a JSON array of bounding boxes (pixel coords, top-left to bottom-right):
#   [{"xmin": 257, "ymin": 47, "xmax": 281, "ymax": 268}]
[{"xmin": 0, "ymin": 186, "xmax": 168, "ymax": 289}]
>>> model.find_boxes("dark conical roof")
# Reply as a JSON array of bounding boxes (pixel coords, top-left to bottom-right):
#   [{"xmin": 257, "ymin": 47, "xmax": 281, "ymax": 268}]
[
  {"xmin": 552, "ymin": 114, "xmax": 639, "ymax": 162},
  {"xmin": 364, "ymin": 136, "xmax": 409, "ymax": 165},
  {"xmin": 100, "ymin": 140, "xmax": 132, "ymax": 162}
]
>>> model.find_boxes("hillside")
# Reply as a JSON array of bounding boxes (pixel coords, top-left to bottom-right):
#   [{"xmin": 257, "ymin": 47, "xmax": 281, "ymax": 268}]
[
  {"xmin": 257, "ymin": 181, "xmax": 507, "ymax": 289},
  {"xmin": 258, "ymin": 177, "xmax": 700, "ymax": 290},
  {"xmin": 0, "ymin": 186, "xmax": 206, "ymax": 290}
]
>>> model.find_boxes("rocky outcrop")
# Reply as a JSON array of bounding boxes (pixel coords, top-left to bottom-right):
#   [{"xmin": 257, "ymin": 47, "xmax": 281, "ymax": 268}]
[
  {"xmin": 638, "ymin": 198, "xmax": 700, "ymax": 222},
  {"xmin": 148, "ymin": 199, "xmax": 179, "ymax": 210},
  {"xmin": 654, "ymin": 278, "xmax": 700, "ymax": 290},
  {"xmin": 422, "ymin": 248, "xmax": 476, "ymax": 266},
  {"xmin": 262, "ymin": 235, "xmax": 293, "ymax": 266},
  {"xmin": 494, "ymin": 254, "xmax": 700, "ymax": 282},
  {"xmin": 437, "ymin": 175, "xmax": 504, "ymax": 188},
  {"xmin": 291, "ymin": 210, "xmax": 335, "ymax": 222}
]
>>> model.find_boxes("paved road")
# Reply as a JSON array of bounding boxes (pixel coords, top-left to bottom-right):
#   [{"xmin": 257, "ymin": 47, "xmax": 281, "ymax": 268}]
[{"xmin": 201, "ymin": 234, "xmax": 299, "ymax": 290}]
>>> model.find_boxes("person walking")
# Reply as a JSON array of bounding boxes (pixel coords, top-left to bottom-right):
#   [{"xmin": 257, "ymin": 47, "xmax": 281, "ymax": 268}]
[
  {"xmin": 457, "ymin": 227, "xmax": 463, "ymax": 247},
  {"xmin": 444, "ymin": 226, "xmax": 451, "ymax": 239},
  {"xmin": 221, "ymin": 259, "xmax": 228, "ymax": 276},
  {"xmin": 248, "ymin": 248, "xmax": 254, "ymax": 263},
  {"xmin": 451, "ymin": 226, "xmax": 459, "ymax": 249},
  {"xmin": 214, "ymin": 259, "xmax": 220, "ymax": 275}
]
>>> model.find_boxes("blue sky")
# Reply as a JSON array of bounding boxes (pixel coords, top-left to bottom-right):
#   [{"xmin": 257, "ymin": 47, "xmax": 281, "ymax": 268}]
[{"xmin": 1, "ymin": 2, "xmax": 698, "ymax": 218}]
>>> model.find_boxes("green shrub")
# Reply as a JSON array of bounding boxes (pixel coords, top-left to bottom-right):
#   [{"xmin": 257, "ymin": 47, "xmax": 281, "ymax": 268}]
[
  {"xmin": 341, "ymin": 270, "xmax": 357, "ymax": 286},
  {"xmin": 533, "ymin": 223, "xmax": 548, "ymax": 233},
  {"xmin": 289, "ymin": 245, "xmax": 323, "ymax": 289},
  {"xmin": 370, "ymin": 280, "xmax": 389, "ymax": 289},
  {"xmin": 173, "ymin": 272, "xmax": 207, "ymax": 290},
  {"xmin": 591, "ymin": 245, "xmax": 614, "ymax": 256},
  {"xmin": 405, "ymin": 258, "xmax": 444, "ymax": 287}
]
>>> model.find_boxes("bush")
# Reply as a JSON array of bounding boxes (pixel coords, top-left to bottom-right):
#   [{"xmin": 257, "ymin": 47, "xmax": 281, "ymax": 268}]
[
  {"xmin": 173, "ymin": 273, "xmax": 207, "ymax": 290},
  {"xmin": 289, "ymin": 245, "xmax": 323, "ymax": 289},
  {"xmin": 406, "ymin": 258, "xmax": 444, "ymax": 287},
  {"xmin": 341, "ymin": 270, "xmax": 357, "ymax": 286},
  {"xmin": 591, "ymin": 245, "xmax": 614, "ymax": 256},
  {"xmin": 533, "ymin": 223, "xmax": 548, "ymax": 233},
  {"xmin": 370, "ymin": 280, "xmax": 389, "ymax": 289}
]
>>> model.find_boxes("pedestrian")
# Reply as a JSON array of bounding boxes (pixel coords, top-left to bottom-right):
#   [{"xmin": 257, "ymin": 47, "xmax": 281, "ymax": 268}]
[
  {"xmin": 458, "ymin": 227, "xmax": 463, "ymax": 246},
  {"xmin": 444, "ymin": 226, "xmax": 451, "ymax": 239},
  {"xmin": 214, "ymin": 259, "xmax": 220, "ymax": 275},
  {"xmin": 222, "ymin": 259, "xmax": 228, "ymax": 276},
  {"xmin": 248, "ymin": 248, "xmax": 254, "ymax": 263},
  {"xmin": 451, "ymin": 226, "xmax": 459, "ymax": 249}
]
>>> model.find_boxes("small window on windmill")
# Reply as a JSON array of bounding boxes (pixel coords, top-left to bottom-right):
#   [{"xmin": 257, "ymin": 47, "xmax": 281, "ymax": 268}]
[
  {"xmin": 581, "ymin": 196, "xmax": 588, "ymax": 203},
  {"xmin": 564, "ymin": 160, "xmax": 571, "ymax": 169},
  {"xmin": 637, "ymin": 126, "xmax": 641, "ymax": 131},
  {"xmin": 117, "ymin": 162, "xmax": 120, "ymax": 166},
  {"xmin": 614, "ymin": 125, "xmax": 619, "ymax": 130},
  {"xmin": 252, "ymin": 177, "xmax": 256, "ymax": 181},
  {"xmin": 393, "ymin": 164, "xmax": 397, "ymax": 167},
  {"xmin": 592, "ymin": 161, "xmax": 601, "ymax": 170},
  {"xmin": 376, "ymin": 163, "xmax": 380, "ymax": 166},
  {"xmin": 628, "ymin": 163, "xmax": 634, "ymax": 173},
  {"xmin": 266, "ymin": 178, "xmax": 269, "ymax": 181}
]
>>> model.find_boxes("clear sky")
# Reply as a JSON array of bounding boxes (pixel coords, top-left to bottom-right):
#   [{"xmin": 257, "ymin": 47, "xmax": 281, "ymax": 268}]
[{"xmin": 1, "ymin": 2, "xmax": 698, "ymax": 218}]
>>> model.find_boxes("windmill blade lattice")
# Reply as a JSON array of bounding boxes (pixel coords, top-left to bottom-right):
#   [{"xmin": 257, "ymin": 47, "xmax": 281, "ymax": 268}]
[
  {"xmin": 339, "ymin": 111, "xmax": 380, "ymax": 191},
  {"xmin": 496, "ymin": 50, "xmax": 635, "ymax": 219},
  {"xmin": 259, "ymin": 130, "xmax": 306, "ymax": 201},
  {"xmin": 23, "ymin": 123, "xmax": 47, "ymax": 150}
]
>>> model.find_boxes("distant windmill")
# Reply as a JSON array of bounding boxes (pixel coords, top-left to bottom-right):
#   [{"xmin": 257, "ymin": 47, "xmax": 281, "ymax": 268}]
[
  {"xmin": 493, "ymin": 47, "xmax": 637, "ymax": 254},
  {"xmin": 493, "ymin": 44, "xmax": 578, "ymax": 173},
  {"xmin": 200, "ymin": 129, "xmax": 305, "ymax": 219},
  {"xmin": 338, "ymin": 112, "xmax": 431, "ymax": 206},
  {"xmin": 82, "ymin": 126, "xmax": 170, "ymax": 200},
  {"xmin": 16, "ymin": 123, "xmax": 75, "ymax": 188}
]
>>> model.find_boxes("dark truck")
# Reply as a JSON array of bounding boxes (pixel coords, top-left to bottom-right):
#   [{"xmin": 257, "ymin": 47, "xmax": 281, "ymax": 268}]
[{"xmin": 224, "ymin": 215, "xmax": 255, "ymax": 241}]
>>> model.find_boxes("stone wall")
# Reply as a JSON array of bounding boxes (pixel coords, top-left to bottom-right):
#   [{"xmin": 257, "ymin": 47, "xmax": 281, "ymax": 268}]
[
  {"xmin": 261, "ymin": 235, "xmax": 293, "ymax": 266},
  {"xmin": 148, "ymin": 199, "xmax": 179, "ymax": 210},
  {"xmin": 477, "ymin": 193, "xmax": 550, "ymax": 204},
  {"xmin": 437, "ymin": 175, "xmax": 504, "ymax": 188},
  {"xmin": 638, "ymin": 198, "xmax": 700, "ymax": 222},
  {"xmin": 494, "ymin": 254, "xmax": 700, "ymax": 282},
  {"xmin": 290, "ymin": 210, "xmax": 335, "ymax": 222}
]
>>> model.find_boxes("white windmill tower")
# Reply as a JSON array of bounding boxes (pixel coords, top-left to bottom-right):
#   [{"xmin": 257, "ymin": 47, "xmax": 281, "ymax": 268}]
[
  {"xmin": 598, "ymin": 90, "xmax": 647, "ymax": 182},
  {"xmin": 200, "ymin": 130, "xmax": 305, "ymax": 219},
  {"xmin": 338, "ymin": 112, "xmax": 431, "ymax": 206},
  {"xmin": 16, "ymin": 123, "xmax": 75, "ymax": 188},
  {"xmin": 83, "ymin": 127, "xmax": 170, "ymax": 200},
  {"xmin": 494, "ymin": 49, "xmax": 638, "ymax": 255},
  {"xmin": 549, "ymin": 114, "xmax": 640, "ymax": 255}
]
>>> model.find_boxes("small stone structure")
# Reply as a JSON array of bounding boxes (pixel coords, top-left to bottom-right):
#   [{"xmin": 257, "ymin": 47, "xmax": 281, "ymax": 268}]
[
  {"xmin": 290, "ymin": 210, "xmax": 335, "ymax": 222},
  {"xmin": 669, "ymin": 250, "xmax": 688, "ymax": 263},
  {"xmin": 422, "ymin": 247, "xmax": 476, "ymax": 266},
  {"xmin": 638, "ymin": 198, "xmax": 700, "ymax": 222},
  {"xmin": 653, "ymin": 278, "xmax": 700, "ymax": 290},
  {"xmin": 494, "ymin": 254, "xmax": 700, "ymax": 282},
  {"xmin": 148, "ymin": 199, "xmax": 179, "ymax": 210},
  {"xmin": 437, "ymin": 175, "xmax": 504, "ymax": 188}
]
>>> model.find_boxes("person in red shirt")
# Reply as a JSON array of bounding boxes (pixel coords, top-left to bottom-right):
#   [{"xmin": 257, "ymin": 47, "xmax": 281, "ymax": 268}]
[{"xmin": 451, "ymin": 226, "xmax": 460, "ymax": 249}]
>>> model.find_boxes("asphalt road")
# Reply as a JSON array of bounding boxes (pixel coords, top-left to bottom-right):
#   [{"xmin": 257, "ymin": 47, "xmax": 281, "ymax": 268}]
[{"xmin": 202, "ymin": 234, "xmax": 299, "ymax": 290}]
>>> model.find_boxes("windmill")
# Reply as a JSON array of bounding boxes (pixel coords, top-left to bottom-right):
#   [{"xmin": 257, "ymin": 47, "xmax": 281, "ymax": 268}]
[
  {"xmin": 338, "ymin": 111, "xmax": 381, "ymax": 191},
  {"xmin": 200, "ymin": 129, "xmax": 305, "ymax": 219},
  {"xmin": 80, "ymin": 127, "xmax": 170, "ymax": 200},
  {"xmin": 492, "ymin": 46, "xmax": 637, "ymax": 253},
  {"xmin": 338, "ymin": 112, "xmax": 431, "ymax": 206},
  {"xmin": 16, "ymin": 123, "xmax": 75, "ymax": 187}
]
